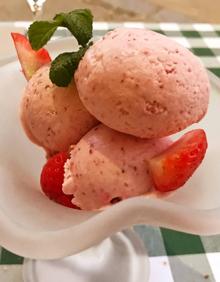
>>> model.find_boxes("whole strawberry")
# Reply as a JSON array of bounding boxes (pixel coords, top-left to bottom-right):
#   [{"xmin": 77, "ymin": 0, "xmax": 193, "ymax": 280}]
[{"xmin": 40, "ymin": 152, "xmax": 79, "ymax": 209}]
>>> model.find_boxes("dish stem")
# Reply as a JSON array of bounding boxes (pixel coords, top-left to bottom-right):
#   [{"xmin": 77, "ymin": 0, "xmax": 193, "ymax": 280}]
[{"xmin": 23, "ymin": 229, "xmax": 150, "ymax": 282}]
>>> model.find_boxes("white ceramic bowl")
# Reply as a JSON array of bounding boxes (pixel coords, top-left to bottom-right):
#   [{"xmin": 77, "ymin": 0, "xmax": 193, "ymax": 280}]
[{"xmin": 0, "ymin": 39, "xmax": 220, "ymax": 260}]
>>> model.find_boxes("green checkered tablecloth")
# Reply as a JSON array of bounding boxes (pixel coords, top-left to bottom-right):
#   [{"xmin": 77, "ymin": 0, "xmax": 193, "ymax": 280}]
[{"xmin": 1, "ymin": 22, "xmax": 220, "ymax": 282}]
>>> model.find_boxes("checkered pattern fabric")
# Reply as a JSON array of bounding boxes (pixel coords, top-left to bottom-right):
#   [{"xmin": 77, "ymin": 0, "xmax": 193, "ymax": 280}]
[{"xmin": 1, "ymin": 23, "xmax": 220, "ymax": 282}]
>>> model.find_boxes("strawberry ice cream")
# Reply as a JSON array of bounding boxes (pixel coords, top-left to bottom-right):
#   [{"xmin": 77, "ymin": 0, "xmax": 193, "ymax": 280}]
[
  {"xmin": 21, "ymin": 65, "xmax": 98, "ymax": 156},
  {"xmin": 75, "ymin": 28, "xmax": 210, "ymax": 139},
  {"xmin": 12, "ymin": 23, "xmax": 209, "ymax": 211},
  {"xmin": 62, "ymin": 124, "xmax": 171, "ymax": 210}
]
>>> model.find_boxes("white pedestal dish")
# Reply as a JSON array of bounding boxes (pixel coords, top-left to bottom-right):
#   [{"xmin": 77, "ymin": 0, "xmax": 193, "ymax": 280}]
[
  {"xmin": 0, "ymin": 39, "xmax": 220, "ymax": 281},
  {"xmin": 23, "ymin": 230, "xmax": 150, "ymax": 282}
]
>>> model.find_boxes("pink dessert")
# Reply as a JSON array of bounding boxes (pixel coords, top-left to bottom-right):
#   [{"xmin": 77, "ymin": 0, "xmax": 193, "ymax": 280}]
[
  {"xmin": 12, "ymin": 17, "xmax": 209, "ymax": 211},
  {"xmin": 62, "ymin": 124, "xmax": 171, "ymax": 210},
  {"xmin": 75, "ymin": 28, "xmax": 210, "ymax": 139},
  {"xmin": 21, "ymin": 65, "xmax": 98, "ymax": 156}
]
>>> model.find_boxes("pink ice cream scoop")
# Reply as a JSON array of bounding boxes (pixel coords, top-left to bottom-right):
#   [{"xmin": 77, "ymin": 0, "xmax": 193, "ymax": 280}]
[
  {"xmin": 21, "ymin": 65, "xmax": 98, "ymax": 156},
  {"xmin": 75, "ymin": 28, "xmax": 210, "ymax": 139},
  {"xmin": 62, "ymin": 124, "xmax": 171, "ymax": 210}
]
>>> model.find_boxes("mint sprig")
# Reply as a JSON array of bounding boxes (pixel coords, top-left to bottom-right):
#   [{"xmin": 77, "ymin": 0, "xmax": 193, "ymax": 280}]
[
  {"xmin": 28, "ymin": 21, "xmax": 59, "ymax": 50},
  {"xmin": 28, "ymin": 9, "xmax": 93, "ymax": 50},
  {"xmin": 49, "ymin": 47, "xmax": 89, "ymax": 87},
  {"xmin": 54, "ymin": 9, "xmax": 93, "ymax": 47},
  {"xmin": 27, "ymin": 9, "xmax": 93, "ymax": 87}
]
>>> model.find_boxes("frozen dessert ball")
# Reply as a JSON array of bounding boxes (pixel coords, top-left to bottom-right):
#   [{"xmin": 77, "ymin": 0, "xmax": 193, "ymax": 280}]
[
  {"xmin": 75, "ymin": 28, "xmax": 210, "ymax": 139},
  {"xmin": 62, "ymin": 124, "xmax": 171, "ymax": 210},
  {"xmin": 20, "ymin": 65, "xmax": 98, "ymax": 156}
]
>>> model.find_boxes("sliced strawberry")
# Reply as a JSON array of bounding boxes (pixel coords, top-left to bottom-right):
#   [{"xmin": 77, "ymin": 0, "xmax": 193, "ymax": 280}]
[
  {"xmin": 11, "ymin": 32, "xmax": 51, "ymax": 80},
  {"xmin": 40, "ymin": 151, "xmax": 79, "ymax": 209},
  {"xmin": 149, "ymin": 129, "xmax": 208, "ymax": 192}
]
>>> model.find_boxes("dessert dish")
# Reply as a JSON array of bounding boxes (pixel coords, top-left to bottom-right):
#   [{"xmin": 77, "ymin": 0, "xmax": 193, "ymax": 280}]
[{"xmin": 12, "ymin": 9, "xmax": 209, "ymax": 211}]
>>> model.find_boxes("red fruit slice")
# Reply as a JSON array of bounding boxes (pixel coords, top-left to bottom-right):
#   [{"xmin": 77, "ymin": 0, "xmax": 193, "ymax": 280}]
[
  {"xmin": 149, "ymin": 129, "xmax": 208, "ymax": 192},
  {"xmin": 11, "ymin": 32, "xmax": 51, "ymax": 80},
  {"xmin": 40, "ymin": 151, "xmax": 79, "ymax": 209}
]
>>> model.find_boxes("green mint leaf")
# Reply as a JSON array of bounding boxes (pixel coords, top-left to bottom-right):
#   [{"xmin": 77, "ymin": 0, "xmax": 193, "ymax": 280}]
[
  {"xmin": 28, "ymin": 21, "xmax": 59, "ymax": 50},
  {"xmin": 49, "ymin": 47, "xmax": 87, "ymax": 87},
  {"xmin": 27, "ymin": 9, "xmax": 94, "ymax": 87},
  {"xmin": 54, "ymin": 9, "xmax": 93, "ymax": 46}
]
